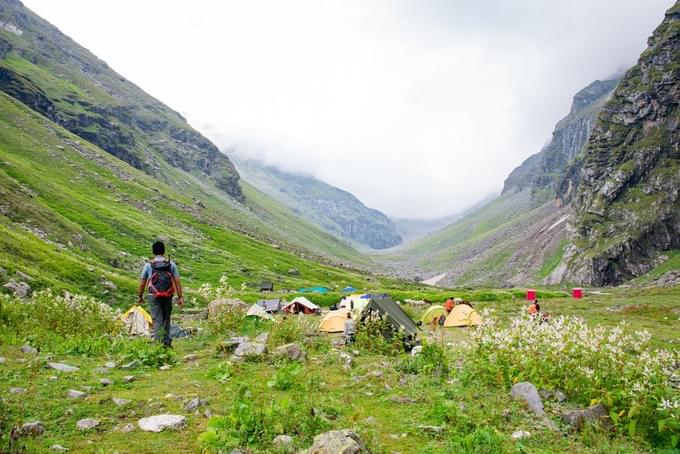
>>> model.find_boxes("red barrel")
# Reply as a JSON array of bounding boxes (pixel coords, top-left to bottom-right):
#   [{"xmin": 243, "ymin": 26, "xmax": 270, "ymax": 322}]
[
  {"xmin": 526, "ymin": 289, "xmax": 536, "ymax": 300},
  {"xmin": 572, "ymin": 287, "xmax": 583, "ymax": 299}
]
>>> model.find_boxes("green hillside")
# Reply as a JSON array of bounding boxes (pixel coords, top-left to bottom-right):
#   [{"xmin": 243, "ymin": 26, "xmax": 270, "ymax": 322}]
[{"xmin": 0, "ymin": 92, "xmax": 388, "ymax": 301}]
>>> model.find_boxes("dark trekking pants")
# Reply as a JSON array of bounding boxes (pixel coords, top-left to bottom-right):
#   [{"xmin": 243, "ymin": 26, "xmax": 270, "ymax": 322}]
[{"xmin": 148, "ymin": 295, "xmax": 173, "ymax": 346}]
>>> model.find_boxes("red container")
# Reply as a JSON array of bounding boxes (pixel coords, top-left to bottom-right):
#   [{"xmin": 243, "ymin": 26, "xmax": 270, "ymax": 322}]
[
  {"xmin": 572, "ymin": 287, "xmax": 583, "ymax": 299},
  {"xmin": 526, "ymin": 289, "xmax": 536, "ymax": 300}
]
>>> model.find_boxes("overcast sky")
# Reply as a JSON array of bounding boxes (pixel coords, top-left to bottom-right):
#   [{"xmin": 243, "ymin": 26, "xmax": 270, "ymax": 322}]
[{"xmin": 25, "ymin": 0, "xmax": 672, "ymax": 218}]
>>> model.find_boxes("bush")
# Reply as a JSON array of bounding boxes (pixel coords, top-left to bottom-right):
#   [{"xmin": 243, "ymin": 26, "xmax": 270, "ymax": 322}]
[
  {"xmin": 463, "ymin": 314, "xmax": 680, "ymax": 447},
  {"xmin": 398, "ymin": 343, "xmax": 450, "ymax": 378},
  {"xmin": 197, "ymin": 385, "xmax": 329, "ymax": 452}
]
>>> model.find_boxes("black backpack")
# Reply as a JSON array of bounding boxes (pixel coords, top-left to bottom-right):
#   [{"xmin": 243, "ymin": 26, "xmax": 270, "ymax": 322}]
[{"xmin": 148, "ymin": 260, "xmax": 175, "ymax": 298}]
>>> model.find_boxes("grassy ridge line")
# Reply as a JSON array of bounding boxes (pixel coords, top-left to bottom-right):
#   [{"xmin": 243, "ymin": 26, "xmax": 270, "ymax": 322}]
[{"xmin": 0, "ymin": 92, "xmax": 389, "ymax": 300}]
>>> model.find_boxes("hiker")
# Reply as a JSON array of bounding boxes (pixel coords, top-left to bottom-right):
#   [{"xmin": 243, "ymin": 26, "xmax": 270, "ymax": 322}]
[
  {"xmin": 528, "ymin": 299, "xmax": 540, "ymax": 318},
  {"xmin": 344, "ymin": 311, "xmax": 356, "ymax": 345},
  {"xmin": 137, "ymin": 241, "xmax": 184, "ymax": 347},
  {"xmin": 444, "ymin": 297, "xmax": 454, "ymax": 313}
]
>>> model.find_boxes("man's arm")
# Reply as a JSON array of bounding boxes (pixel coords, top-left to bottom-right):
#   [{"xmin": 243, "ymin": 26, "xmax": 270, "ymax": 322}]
[{"xmin": 137, "ymin": 279, "xmax": 148, "ymax": 305}]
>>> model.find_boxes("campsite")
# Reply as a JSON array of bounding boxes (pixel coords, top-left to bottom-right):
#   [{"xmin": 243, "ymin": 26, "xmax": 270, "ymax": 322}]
[{"xmin": 1, "ymin": 282, "xmax": 678, "ymax": 453}]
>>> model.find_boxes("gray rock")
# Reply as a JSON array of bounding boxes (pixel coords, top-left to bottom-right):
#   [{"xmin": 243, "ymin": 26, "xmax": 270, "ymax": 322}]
[
  {"xmin": 233, "ymin": 341, "xmax": 267, "ymax": 358},
  {"xmin": 50, "ymin": 445, "xmax": 68, "ymax": 452},
  {"xmin": 183, "ymin": 397, "xmax": 207, "ymax": 412},
  {"xmin": 67, "ymin": 389, "xmax": 87, "ymax": 399},
  {"xmin": 20, "ymin": 421, "xmax": 45, "ymax": 436},
  {"xmin": 4, "ymin": 280, "xmax": 31, "ymax": 298},
  {"xmin": 299, "ymin": 429, "xmax": 365, "ymax": 454},
  {"xmin": 273, "ymin": 343, "xmax": 306, "ymax": 362},
  {"xmin": 48, "ymin": 362, "xmax": 79, "ymax": 373},
  {"xmin": 121, "ymin": 360, "xmax": 141, "ymax": 370},
  {"xmin": 511, "ymin": 382, "xmax": 545, "ymax": 417},
  {"xmin": 21, "ymin": 344, "xmax": 37, "ymax": 354},
  {"xmin": 123, "ymin": 375, "xmax": 135, "ymax": 383},
  {"xmin": 138, "ymin": 414, "xmax": 186, "ymax": 432},
  {"xmin": 273, "ymin": 434, "xmax": 294, "ymax": 452},
  {"xmin": 9, "ymin": 387, "xmax": 26, "ymax": 394},
  {"xmin": 561, "ymin": 403, "xmax": 611, "ymax": 430},
  {"xmin": 76, "ymin": 418, "xmax": 99, "ymax": 431},
  {"xmin": 104, "ymin": 361, "xmax": 116, "ymax": 369},
  {"xmin": 99, "ymin": 378, "xmax": 113, "ymax": 386},
  {"xmin": 112, "ymin": 397, "xmax": 131, "ymax": 406}
]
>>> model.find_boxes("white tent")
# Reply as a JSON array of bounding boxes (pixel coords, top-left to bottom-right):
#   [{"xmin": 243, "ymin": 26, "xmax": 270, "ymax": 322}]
[{"xmin": 246, "ymin": 303, "xmax": 275, "ymax": 321}]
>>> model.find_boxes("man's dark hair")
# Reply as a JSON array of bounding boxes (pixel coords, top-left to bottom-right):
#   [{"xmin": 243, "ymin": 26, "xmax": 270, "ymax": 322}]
[{"xmin": 152, "ymin": 241, "xmax": 165, "ymax": 255}]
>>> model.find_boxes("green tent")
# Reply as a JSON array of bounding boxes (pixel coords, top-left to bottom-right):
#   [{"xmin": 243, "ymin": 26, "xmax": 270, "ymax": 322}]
[{"xmin": 360, "ymin": 297, "xmax": 419, "ymax": 338}]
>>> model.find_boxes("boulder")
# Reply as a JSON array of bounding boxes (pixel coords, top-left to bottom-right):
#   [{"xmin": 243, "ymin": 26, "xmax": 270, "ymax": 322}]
[
  {"xmin": 233, "ymin": 341, "xmax": 267, "ymax": 358},
  {"xmin": 300, "ymin": 429, "xmax": 365, "ymax": 454},
  {"xmin": 21, "ymin": 344, "xmax": 37, "ymax": 354},
  {"xmin": 273, "ymin": 434, "xmax": 294, "ymax": 452},
  {"xmin": 3, "ymin": 280, "xmax": 31, "ymax": 298},
  {"xmin": 48, "ymin": 362, "xmax": 79, "ymax": 373},
  {"xmin": 76, "ymin": 418, "xmax": 99, "ymax": 431},
  {"xmin": 208, "ymin": 298, "xmax": 248, "ymax": 318},
  {"xmin": 138, "ymin": 414, "xmax": 186, "ymax": 432},
  {"xmin": 561, "ymin": 403, "xmax": 611, "ymax": 430},
  {"xmin": 20, "ymin": 421, "xmax": 45, "ymax": 436},
  {"xmin": 273, "ymin": 343, "xmax": 306, "ymax": 362},
  {"xmin": 67, "ymin": 389, "xmax": 87, "ymax": 399}
]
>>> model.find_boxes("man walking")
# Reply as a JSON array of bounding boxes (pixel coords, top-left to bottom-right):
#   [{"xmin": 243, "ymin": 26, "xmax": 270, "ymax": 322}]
[{"xmin": 137, "ymin": 241, "xmax": 184, "ymax": 347}]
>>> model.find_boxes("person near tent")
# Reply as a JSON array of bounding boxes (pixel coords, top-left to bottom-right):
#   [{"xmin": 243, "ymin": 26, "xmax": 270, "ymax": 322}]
[
  {"xmin": 528, "ymin": 299, "xmax": 540, "ymax": 318},
  {"xmin": 444, "ymin": 297, "xmax": 455, "ymax": 313},
  {"xmin": 344, "ymin": 312, "xmax": 356, "ymax": 345},
  {"xmin": 137, "ymin": 241, "xmax": 184, "ymax": 347}
]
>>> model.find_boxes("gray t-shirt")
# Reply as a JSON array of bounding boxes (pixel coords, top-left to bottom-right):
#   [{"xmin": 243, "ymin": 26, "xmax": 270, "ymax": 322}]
[{"xmin": 140, "ymin": 256, "xmax": 179, "ymax": 281}]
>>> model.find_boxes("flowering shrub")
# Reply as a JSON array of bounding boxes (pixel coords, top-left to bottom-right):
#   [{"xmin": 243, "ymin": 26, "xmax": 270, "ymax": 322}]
[{"xmin": 463, "ymin": 314, "xmax": 680, "ymax": 446}]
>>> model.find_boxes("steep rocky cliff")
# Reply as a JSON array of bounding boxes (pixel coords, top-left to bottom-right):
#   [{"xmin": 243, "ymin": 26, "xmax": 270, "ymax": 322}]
[
  {"xmin": 233, "ymin": 156, "xmax": 403, "ymax": 250},
  {"xmin": 503, "ymin": 79, "xmax": 619, "ymax": 196},
  {"xmin": 551, "ymin": 3, "xmax": 680, "ymax": 285},
  {"xmin": 0, "ymin": 0, "xmax": 243, "ymax": 200}
]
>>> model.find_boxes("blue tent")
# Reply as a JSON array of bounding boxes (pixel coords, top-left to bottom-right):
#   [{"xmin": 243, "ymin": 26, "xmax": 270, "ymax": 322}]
[{"xmin": 342, "ymin": 286, "xmax": 357, "ymax": 293}]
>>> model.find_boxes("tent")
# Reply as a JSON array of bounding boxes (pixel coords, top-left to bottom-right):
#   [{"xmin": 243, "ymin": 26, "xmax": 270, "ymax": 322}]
[
  {"xmin": 359, "ymin": 298, "xmax": 419, "ymax": 338},
  {"xmin": 257, "ymin": 299, "xmax": 282, "ymax": 313},
  {"xmin": 121, "ymin": 305, "xmax": 152, "ymax": 336},
  {"xmin": 420, "ymin": 305, "xmax": 447, "ymax": 324},
  {"xmin": 444, "ymin": 304, "xmax": 482, "ymax": 327},
  {"xmin": 282, "ymin": 297, "xmax": 320, "ymax": 314},
  {"xmin": 318, "ymin": 309, "xmax": 350, "ymax": 333},
  {"xmin": 338, "ymin": 294, "xmax": 370, "ymax": 314},
  {"xmin": 260, "ymin": 282, "xmax": 274, "ymax": 292},
  {"xmin": 342, "ymin": 286, "xmax": 357, "ymax": 293},
  {"xmin": 246, "ymin": 303, "xmax": 275, "ymax": 321}
]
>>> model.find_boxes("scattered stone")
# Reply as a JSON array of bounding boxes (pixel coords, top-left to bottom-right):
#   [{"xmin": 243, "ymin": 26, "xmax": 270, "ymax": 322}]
[
  {"xmin": 119, "ymin": 423, "xmax": 135, "ymax": 433},
  {"xmin": 50, "ymin": 445, "xmax": 68, "ymax": 452},
  {"xmin": 183, "ymin": 354, "xmax": 199, "ymax": 362},
  {"xmin": 76, "ymin": 418, "xmax": 99, "ymax": 431},
  {"xmin": 183, "ymin": 397, "xmax": 207, "ymax": 412},
  {"xmin": 561, "ymin": 403, "xmax": 611, "ymax": 430},
  {"xmin": 391, "ymin": 396, "xmax": 417, "ymax": 404},
  {"xmin": 104, "ymin": 361, "xmax": 116, "ymax": 369},
  {"xmin": 410, "ymin": 345, "xmax": 423, "ymax": 356},
  {"xmin": 159, "ymin": 365, "xmax": 171, "ymax": 371},
  {"xmin": 299, "ymin": 429, "xmax": 365, "ymax": 454},
  {"xmin": 99, "ymin": 378, "xmax": 113, "ymax": 386},
  {"xmin": 4, "ymin": 280, "xmax": 31, "ymax": 298},
  {"xmin": 48, "ymin": 362, "xmax": 79, "ymax": 373},
  {"xmin": 123, "ymin": 375, "xmax": 135, "ymax": 383},
  {"xmin": 138, "ymin": 414, "xmax": 186, "ymax": 432},
  {"xmin": 9, "ymin": 387, "xmax": 26, "ymax": 394},
  {"xmin": 416, "ymin": 424, "xmax": 445, "ymax": 435},
  {"xmin": 233, "ymin": 341, "xmax": 267, "ymax": 358},
  {"xmin": 273, "ymin": 434, "xmax": 295, "ymax": 452},
  {"xmin": 511, "ymin": 430, "xmax": 531, "ymax": 440},
  {"xmin": 67, "ymin": 389, "xmax": 88, "ymax": 399},
  {"xmin": 273, "ymin": 343, "xmax": 306, "ymax": 362},
  {"xmin": 21, "ymin": 344, "xmax": 37, "ymax": 354},
  {"xmin": 121, "ymin": 360, "xmax": 141, "ymax": 370},
  {"xmin": 112, "ymin": 397, "xmax": 131, "ymax": 406},
  {"xmin": 339, "ymin": 352, "xmax": 353, "ymax": 371},
  {"xmin": 20, "ymin": 421, "xmax": 45, "ymax": 436}
]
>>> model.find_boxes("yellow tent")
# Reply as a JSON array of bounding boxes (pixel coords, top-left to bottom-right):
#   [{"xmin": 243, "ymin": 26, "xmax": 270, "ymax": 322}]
[
  {"xmin": 444, "ymin": 304, "xmax": 482, "ymax": 327},
  {"xmin": 420, "ymin": 305, "xmax": 447, "ymax": 324},
  {"xmin": 121, "ymin": 305, "xmax": 153, "ymax": 336},
  {"xmin": 319, "ymin": 309, "xmax": 349, "ymax": 333}
]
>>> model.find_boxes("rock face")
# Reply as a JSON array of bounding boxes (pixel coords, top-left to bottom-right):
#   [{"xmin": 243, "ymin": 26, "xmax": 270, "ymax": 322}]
[
  {"xmin": 233, "ymin": 156, "xmax": 402, "ymax": 249},
  {"xmin": 137, "ymin": 414, "xmax": 186, "ymax": 432},
  {"xmin": 300, "ymin": 429, "xmax": 365, "ymax": 454},
  {"xmin": 553, "ymin": 4, "xmax": 680, "ymax": 285},
  {"xmin": 0, "ymin": 1, "xmax": 243, "ymax": 201}
]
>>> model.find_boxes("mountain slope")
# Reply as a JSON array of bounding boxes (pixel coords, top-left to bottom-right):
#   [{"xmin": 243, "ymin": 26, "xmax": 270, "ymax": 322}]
[
  {"xmin": 233, "ymin": 156, "xmax": 402, "ymax": 249},
  {"xmin": 0, "ymin": 0, "xmax": 242, "ymax": 199},
  {"xmin": 551, "ymin": 3, "xmax": 680, "ymax": 285}
]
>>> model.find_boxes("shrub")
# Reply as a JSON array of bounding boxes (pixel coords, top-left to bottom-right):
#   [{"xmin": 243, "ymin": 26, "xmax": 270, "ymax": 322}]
[
  {"xmin": 398, "ymin": 343, "xmax": 450, "ymax": 378},
  {"xmin": 463, "ymin": 314, "xmax": 680, "ymax": 447}
]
